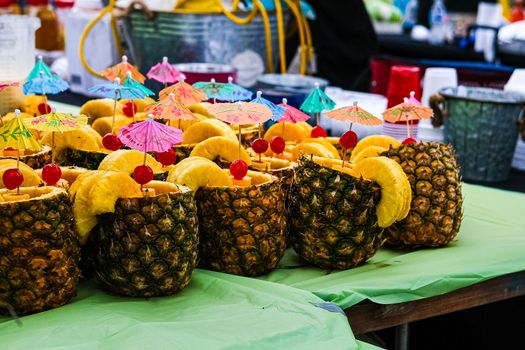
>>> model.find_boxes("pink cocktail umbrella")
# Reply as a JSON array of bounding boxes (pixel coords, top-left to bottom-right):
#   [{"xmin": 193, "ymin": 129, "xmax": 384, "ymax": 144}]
[
  {"xmin": 147, "ymin": 57, "xmax": 182, "ymax": 88},
  {"xmin": 118, "ymin": 114, "xmax": 182, "ymax": 188},
  {"xmin": 407, "ymin": 91, "xmax": 422, "ymax": 106}
]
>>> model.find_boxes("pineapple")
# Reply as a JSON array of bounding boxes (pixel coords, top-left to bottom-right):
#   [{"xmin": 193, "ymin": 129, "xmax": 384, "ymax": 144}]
[
  {"xmin": 98, "ymin": 150, "xmax": 166, "ymax": 179},
  {"xmin": 0, "ymin": 186, "xmax": 80, "ymax": 315},
  {"xmin": 350, "ymin": 135, "xmax": 401, "ymax": 162},
  {"xmin": 173, "ymin": 144, "xmax": 196, "ymax": 164},
  {"xmin": 41, "ymin": 126, "xmax": 110, "ymax": 170},
  {"xmin": 167, "ymin": 157, "xmax": 233, "ymax": 190},
  {"xmin": 187, "ymin": 102, "xmax": 215, "ymax": 118},
  {"xmin": 182, "ymin": 119, "xmax": 238, "ymax": 144},
  {"xmin": 0, "ymin": 162, "xmax": 44, "ymax": 188},
  {"xmin": 230, "ymin": 124, "xmax": 260, "ymax": 148},
  {"xmin": 352, "ymin": 146, "xmax": 388, "ymax": 164},
  {"xmin": 292, "ymin": 142, "xmax": 338, "ymax": 160},
  {"xmin": 289, "ymin": 156, "xmax": 410, "ymax": 270},
  {"xmin": 190, "ymin": 136, "xmax": 252, "ymax": 165},
  {"xmin": 87, "ymin": 181, "xmax": 199, "ymax": 297},
  {"xmin": 79, "ymin": 99, "xmax": 124, "ymax": 125},
  {"xmin": 194, "ymin": 170, "xmax": 287, "ymax": 276},
  {"xmin": 22, "ymin": 95, "xmax": 46, "ymax": 116},
  {"xmin": 264, "ymin": 122, "xmax": 309, "ymax": 144},
  {"xmin": 92, "ymin": 115, "xmax": 135, "ymax": 137},
  {"xmin": 301, "ymin": 138, "xmax": 341, "ymax": 159},
  {"xmin": 382, "ymin": 142, "xmax": 463, "ymax": 247}
]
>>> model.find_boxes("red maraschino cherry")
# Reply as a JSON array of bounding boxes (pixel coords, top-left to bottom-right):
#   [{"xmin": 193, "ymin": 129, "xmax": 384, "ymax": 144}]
[
  {"xmin": 311, "ymin": 125, "xmax": 327, "ymax": 138},
  {"xmin": 37, "ymin": 103, "xmax": 52, "ymax": 115},
  {"xmin": 270, "ymin": 136, "xmax": 286, "ymax": 154},
  {"xmin": 251, "ymin": 138, "xmax": 269, "ymax": 154},
  {"xmin": 133, "ymin": 164, "xmax": 154, "ymax": 185},
  {"xmin": 3, "ymin": 168, "xmax": 23, "ymax": 190},
  {"xmin": 230, "ymin": 160, "xmax": 248, "ymax": 180},
  {"xmin": 339, "ymin": 130, "xmax": 358, "ymax": 149},
  {"xmin": 156, "ymin": 149, "xmax": 177, "ymax": 166},
  {"xmin": 122, "ymin": 101, "xmax": 137, "ymax": 118},
  {"xmin": 402, "ymin": 137, "xmax": 417, "ymax": 145},
  {"xmin": 42, "ymin": 164, "xmax": 62, "ymax": 185},
  {"xmin": 102, "ymin": 133, "xmax": 122, "ymax": 151}
]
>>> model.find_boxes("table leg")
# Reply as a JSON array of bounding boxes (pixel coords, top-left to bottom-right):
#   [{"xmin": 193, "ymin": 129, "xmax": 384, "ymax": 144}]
[{"xmin": 395, "ymin": 323, "xmax": 409, "ymax": 350}]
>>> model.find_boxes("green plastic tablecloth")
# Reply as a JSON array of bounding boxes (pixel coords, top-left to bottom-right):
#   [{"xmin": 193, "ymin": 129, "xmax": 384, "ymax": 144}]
[
  {"xmin": 1, "ymin": 270, "xmax": 369, "ymax": 350},
  {"xmin": 261, "ymin": 183, "xmax": 525, "ymax": 309}
]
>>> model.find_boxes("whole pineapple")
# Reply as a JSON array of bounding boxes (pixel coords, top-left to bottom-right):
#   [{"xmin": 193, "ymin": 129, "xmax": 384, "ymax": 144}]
[
  {"xmin": 0, "ymin": 187, "xmax": 80, "ymax": 315},
  {"xmin": 195, "ymin": 172, "xmax": 287, "ymax": 276},
  {"xmin": 382, "ymin": 142, "xmax": 463, "ymax": 247},
  {"xmin": 289, "ymin": 158, "xmax": 384, "ymax": 270},
  {"xmin": 87, "ymin": 182, "xmax": 199, "ymax": 297}
]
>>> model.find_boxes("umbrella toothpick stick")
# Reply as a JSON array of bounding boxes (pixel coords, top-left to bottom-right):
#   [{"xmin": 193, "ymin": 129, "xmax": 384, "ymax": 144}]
[
  {"xmin": 16, "ymin": 149, "xmax": 20, "ymax": 195},
  {"xmin": 316, "ymin": 112, "xmax": 320, "ymax": 127},
  {"xmin": 405, "ymin": 115, "xmax": 411, "ymax": 139},
  {"xmin": 111, "ymin": 91, "xmax": 118, "ymax": 135},
  {"xmin": 51, "ymin": 131, "xmax": 55, "ymax": 164},
  {"xmin": 281, "ymin": 122, "xmax": 285, "ymax": 138},
  {"xmin": 238, "ymin": 125, "xmax": 242, "ymax": 161}
]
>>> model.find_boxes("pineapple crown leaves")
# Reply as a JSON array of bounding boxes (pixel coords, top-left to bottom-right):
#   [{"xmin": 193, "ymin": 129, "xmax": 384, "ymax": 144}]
[{"xmin": 0, "ymin": 125, "xmax": 33, "ymax": 142}]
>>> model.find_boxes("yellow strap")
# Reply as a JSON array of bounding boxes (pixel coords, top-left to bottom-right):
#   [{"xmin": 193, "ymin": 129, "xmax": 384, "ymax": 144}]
[
  {"xmin": 79, "ymin": 0, "xmax": 122, "ymax": 79},
  {"xmin": 283, "ymin": 0, "xmax": 306, "ymax": 75},
  {"xmin": 274, "ymin": 0, "xmax": 287, "ymax": 74},
  {"xmin": 253, "ymin": 0, "xmax": 274, "ymax": 73},
  {"xmin": 301, "ymin": 14, "xmax": 313, "ymax": 75}
]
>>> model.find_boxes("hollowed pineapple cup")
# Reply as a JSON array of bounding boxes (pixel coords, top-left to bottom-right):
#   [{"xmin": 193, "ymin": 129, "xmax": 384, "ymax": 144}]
[
  {"xmin": 289, "ymin": 158, "xmax": 384, "ymax": 270},
  {"xmin": 88, "ymin": 183, "xmax": 199, "ymax": 298},
  {"xmin": 173, "ymin": 143, "xmax": 196, "ymax": 164},
  {"xmin": 195, "ymin": 171, "xmax": 287, "ymax": 277},
  {"xmin": 1, "ymin": 145, "xmax": 52, "ymax": 169},
  {"xmin": 0, "ymin": 187, "xmax": 80, "ymax": 315}
]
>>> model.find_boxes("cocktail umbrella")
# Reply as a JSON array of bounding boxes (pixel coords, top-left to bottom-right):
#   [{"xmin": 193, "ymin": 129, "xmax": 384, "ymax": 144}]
[
  {"xmin": 193, "ymin": 77, "xmax": 253, "ymax": 103},
  {"xmin": 26, "ymin": 55, "xmax": 53, "ymax": 81},
  {"xmin": 147, "ymin": 56, "xmax": 182, "ymax": 88},
  {"xmin": 300, "ymin": 82, "xmax": 335, "ymax": 137},
  {"xmin": 382, "ymin": 97, "xmax": 433, "ymax": 142},
  {"xmin": 250, "ymin": 90, "xmax": 285, "ymax": 141},
  {"xmin": 275, "ymin": 97, "xmax": 311, "ymax": 143},
  {"xmin": 159, "ymin": 76, "xmax": 207, "ymax": 105},
  {"xmin": 102, "ymin": 55, "xmax": 146, "ymax": 84},
  {"xmin": 88, "ymin": 78, "xmax": 145, "ymax": 141},
  {"xmin": 123, "ymin": 71, "xmax": 154, "ymax": 97},
  {"xmin": 145, "ymin": 93, "xmax": 196, "ymax": 130},
  {"xmin": 407, "ymin": 91, "xmax": 422, "ymax": 106},
  {"xmin": 0, "ymin": 109, "xmax": 42, "ymax": 193},
  {"xmin": 24, "ymin": 109, "xmax": 88, "ymax": 164},
  {"xmin": 118, "ymin": 114, "xmax": 183, "ymax": 188},
  {"xmin": 206, "ymin": 102, "xmax": 272, "ymax": 174},
  {"xmin": 23, "ymin": 71, "xmax": 69, "ymax": 113},
  {"xmin": 325, "ymin": 101, "xmax": 382, "ymax": 164}
]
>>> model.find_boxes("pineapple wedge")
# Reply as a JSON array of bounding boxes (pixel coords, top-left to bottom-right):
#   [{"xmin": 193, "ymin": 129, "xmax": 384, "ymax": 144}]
[
  {"xmin": 98, "ymin": 150, "xmax": 164, "ymax": 175},
  {"xmin": 80, "ymin": 99, "xmax": 124, "ymax": 124},
  {"xmin": 187, "ymin": 102, "xmax": 215, "ymax": 118},
  {"xmin": 190, "ymin": 136, "xmax": 252, "ymax": 165},
  {"xmin": 168, "ymin": 158, "xmax": 233, "ymax": 191},
  {"xmin": 166, "ymin": 156, "xmax": 214, "ymax": 183},
  {"xmin": 92, "ymin": 116, "xmax": 134, "ymax": 137},
  {"xmin": 352, "ymin": 156, "xmax": 411, "ymax": 227},
  {"xmin": 264, "ymin": 122, "xmax": 309, "ymax": 143},
  {"xmin": 182, "ymin": 119, "xmax": 238, "ymax": 144},
  {"xmin": 350, "ymin": 135, "xmax": 401, "ymax": 161},
  {"xmin": 301, "ymin": 138, "xmax": 341, "ymax": 159},
  {"xmin": 352, "ymin": 146, "xmax": 388, "ymax": 164},
  {"xmin": 292, "ymin": 142, "xmax": 335, "ymax": 160}
]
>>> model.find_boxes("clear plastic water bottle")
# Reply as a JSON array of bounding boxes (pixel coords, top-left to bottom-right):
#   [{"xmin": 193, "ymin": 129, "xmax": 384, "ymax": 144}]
[
  {"xmin": 403, "ymin": 0, "xmax": 418, "ymax": 33},
  {"xmin": 428, "ymin": 0, "xmax": 448, "ymax": 45}
]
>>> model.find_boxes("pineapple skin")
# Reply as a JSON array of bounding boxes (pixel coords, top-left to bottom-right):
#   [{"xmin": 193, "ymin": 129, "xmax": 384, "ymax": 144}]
[
  {"xmin": 289, "ymin": 158, "xmax": 384, "ymax": 270},
  {"xmin": 88, "ymin": 190, "xmax": 199, "ymax": 297},
  {"xmin": 173, "ymin": 144, "xmax": 195, "ymax": 165},
  {"xmin": 382, "ymin": 142, "xmax": 463, "ymax": 247},
  {"xmin": 2, "ymin": 146, "xmax": 52, "ymax": 170},
  {"xmin": 195, "ymin": 178, "xmax": 287, "ymax": 277},
  {"xmin": 0, "ymin": 190, "xmax": 80, "ymax": 315},
  {"xmin": 61, "ymin": 149, "xmax": 109, "ymax": 170}
]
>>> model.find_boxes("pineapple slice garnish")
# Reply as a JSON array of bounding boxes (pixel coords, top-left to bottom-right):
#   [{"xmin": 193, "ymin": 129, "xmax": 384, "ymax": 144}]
[
  {"xmin": 167, "ymin": 157, "xmax": 233, "ymax": 191},
  {"xmin": 292, "ymin": 142, "xmax": 336, "ymax": 161},
  {"xmin": 182, "ymin": 119, "xmax": 238, "ymax": 144},
  {"xmin": 190, "ymin": 136, "xmax": 252, "ymax": 165},
  {"xmin": 0, "ymin": 163, "xmax": 44, "ymax": 188},
  {"xmin": 98, "ymin": 150, "xmax": 164, "ymax": 175},
  {"xmin": 41, "ymin": 126, "xmax": 101, "ymax": 154},
  {"xmin": 264, "ymin": 122, "xmax": 309, "ymax": 143},
  {"xmin": 351, "ymin": 146, "xmax": 388, "ymax": 164},
  {"xmin": 301, "ymin": 138, "xmax": 341, "ymax": 159},
  {"xmin": 72, "ymin": 171, "xmax": 142, "ymax": 243},
  {"xmin": 79, "ymin": 98, "xmax": 124, "ymax": 124},
  {"xmin": 350, "ymin": 135, "xmax": 401, "ymax": 161},
  {"xmin": 92, "ymin": 116, "xmax": 135, "ymax": 137},
  {"xmin": 352, "ymin": 156, "xmax": 411, "ymax": 227},
  {"xmin": 296, "ymin": 121, "xmax": 313, "ymax": 135}
]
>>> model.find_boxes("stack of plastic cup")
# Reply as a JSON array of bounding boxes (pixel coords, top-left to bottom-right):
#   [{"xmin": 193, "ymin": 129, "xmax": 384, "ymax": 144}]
[
  {"xmin": 383, "ymin": 65, "xmax": 421, "ymax": 141},
  {"xmin": 419, "ymin": 67, "xmax": 458, "ymax": 142}
]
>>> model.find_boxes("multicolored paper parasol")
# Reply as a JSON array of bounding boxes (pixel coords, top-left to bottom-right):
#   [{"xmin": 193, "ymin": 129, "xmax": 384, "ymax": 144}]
[
  {"xmin": 123, "ymin": 72, "xmax": 154, "ymax": 97},
  {"xmin": 147, "ymin": 57, "xmax": 182, "ymax": 87},
  {"xmin": 193, "ymin": 77, "xmax": 253, "ymax": 102},
  {"xmin": 383, "ymin": 97, "xmax": 433, "ymax": 140},
  {"xmin": 251, "ymin": 91, "xmax": 285, "ymax": 122},
  {"xmin": 23, "ymin": 71, "xmax": 69, "ymax": 96},
  {"xmin": 0, "ymin": 110, "xmax": 42, "ymax": 193},
  {"xmin": 145, "ymin": 94, "xmax": 196, "ymax": 121},
  {"xmin": 159, "ymin": 76, "xmax": 207, "ymax": 105},
  {"xmin": 300, "ymin": 82, "xmax": 336, "ymax": 127},
  {"xmin": 278, "ymin": 98, "xmax": 310, "ymax": 124},
  {"xmin": 26, "ymin": 55, "xmax": 53, "ymax": 81},
  {"xmin": 102, "ymin": 55, "xmax": 146, "ymax": 84},
  {"xmin": 407, "ymin": 91, "xmax": 422, "ymax": 106}
]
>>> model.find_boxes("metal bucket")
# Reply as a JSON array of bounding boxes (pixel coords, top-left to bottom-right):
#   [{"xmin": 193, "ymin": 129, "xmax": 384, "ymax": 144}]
[
  {"xmin": 432, "ymin": 87, "xmax": 525, "ymax": 182},
  {"xmin": 120, "ymin": 9, "xmax": 285, "ymax": 86}
]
